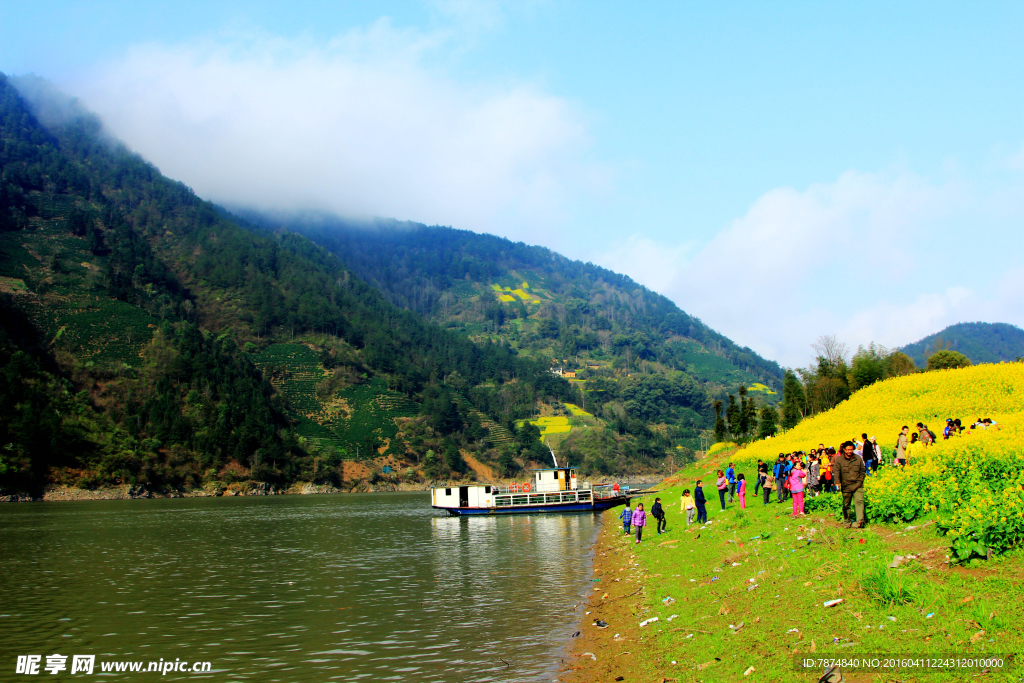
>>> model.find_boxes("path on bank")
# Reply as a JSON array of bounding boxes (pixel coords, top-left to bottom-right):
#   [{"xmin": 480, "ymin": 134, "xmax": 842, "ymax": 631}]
[{"xmin": 561, "ymin": 450, "xmax": 1024, "ymax": 683}]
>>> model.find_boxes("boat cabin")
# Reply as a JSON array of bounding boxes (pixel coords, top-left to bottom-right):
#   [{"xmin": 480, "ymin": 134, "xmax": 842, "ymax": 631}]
[
  {"xmin": 431, "ymin": 467, "xmax": 582, "ymax": 510},
  {"xmin": 531, "ymin": 467, "xmax": 578, "ymax": 492}
]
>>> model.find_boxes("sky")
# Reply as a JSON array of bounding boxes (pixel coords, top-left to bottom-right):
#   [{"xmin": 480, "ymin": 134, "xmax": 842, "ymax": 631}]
[{"xmin": 2, "ymin": 0, "xmax": 1024, "ymax": 367}]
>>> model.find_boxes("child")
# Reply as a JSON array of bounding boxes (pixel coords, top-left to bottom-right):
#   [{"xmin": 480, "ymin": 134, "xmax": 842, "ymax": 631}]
[
  {"xmin": 789, "ymin": 461, "xmax": 807, "ymax": 517},
  {"xmin": 694, "ymin": 480, "xmax": 707, "ymax": 524},
  {"xmin": 680, "ymin": 489, "xmax": 695, "ymax": 525},
  {"xmin": 651, "ymin": 497, "xmax": 666, "ymax": 534},
  {"xmin": 737, "ymin": 473, "xmax": 746, "ymax": 509},
  {"xmin": 631, "ymin": 503, "xmax": 647, "ymax": 543},
  {"xmin": 762, "ymin": 470, "xmax": 774, "ymax": 505},
  {"xmin": 619, "ymin": 502, "xmax": 632, "ymax": 535}
]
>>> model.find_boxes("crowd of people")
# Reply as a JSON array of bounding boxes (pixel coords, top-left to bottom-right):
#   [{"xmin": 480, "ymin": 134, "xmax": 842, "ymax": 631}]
[{"xmin": 617, "ymin": 417, "xmax": 997, "ymax": 542}]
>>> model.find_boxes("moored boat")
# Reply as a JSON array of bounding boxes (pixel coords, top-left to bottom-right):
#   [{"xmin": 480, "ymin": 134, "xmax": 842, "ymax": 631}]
[{"xmin": 430, "ymin": 466, "xmax": 630, "ymax": 516}]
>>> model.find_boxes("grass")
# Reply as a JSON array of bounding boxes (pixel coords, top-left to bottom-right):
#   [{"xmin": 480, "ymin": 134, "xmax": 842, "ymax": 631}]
[{"xmin": 593, "ymin": 449, "xmax": 1024, "ymax": 682}]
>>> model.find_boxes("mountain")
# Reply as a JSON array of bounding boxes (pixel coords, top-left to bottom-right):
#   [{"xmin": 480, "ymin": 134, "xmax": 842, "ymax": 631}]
[
  {"xmin": 242, "ymin": 214, "xmax": 780, "ymax": 386},
  {"xmin": 0, "ymin": 73, "xmax": 582, "ymax": 494},
  {"xmin": 901, "ymin": 322, "xmax": 1024, "ymax": 368}
]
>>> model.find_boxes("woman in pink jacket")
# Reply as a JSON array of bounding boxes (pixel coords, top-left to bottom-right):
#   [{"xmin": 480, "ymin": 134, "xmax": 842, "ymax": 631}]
[
  {"xmin": 631, "ymin": 503, "xmax": 647, "ymax": 543},
  {"xmin": 789, "ymin": 462, "xmax": 807, "ymax": 517}
]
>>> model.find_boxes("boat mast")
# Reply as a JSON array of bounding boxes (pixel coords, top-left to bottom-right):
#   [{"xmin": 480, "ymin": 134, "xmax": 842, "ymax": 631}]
[{"xmin": 546, "ymin": 440, "xmax": 558, "ymax": 468}]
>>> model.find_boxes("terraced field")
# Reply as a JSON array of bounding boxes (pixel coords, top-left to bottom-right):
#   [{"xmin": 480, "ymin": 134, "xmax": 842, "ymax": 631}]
[
  {"xmin": 251, "ymin": 343, "xmax": 419, "ymax": 457},
  {"xmin": 449, "ymin": 390, "xmax": 516, "ymax": 448}
]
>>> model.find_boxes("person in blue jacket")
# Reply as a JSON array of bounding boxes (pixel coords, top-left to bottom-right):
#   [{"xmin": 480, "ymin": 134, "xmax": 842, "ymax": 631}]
[
  {"xmin": 773, "ymin": 455, "xmax": 787, "ymax": 503},
  {"xmin": 693, "ymin": 480, "xmax": 707, "ymax": 524},
  {"xmin": 619, "ymin": 502, "xmax": 632, "ymax": 534},
  {"xmin": 726, "ymin": 463, "xmax": 737, "ymax": 503}
]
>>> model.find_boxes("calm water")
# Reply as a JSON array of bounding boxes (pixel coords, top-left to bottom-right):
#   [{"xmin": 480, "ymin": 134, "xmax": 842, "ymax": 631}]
[{"xmin": 0, "ymin": 493, "xmax": 600, "ymax": 682}]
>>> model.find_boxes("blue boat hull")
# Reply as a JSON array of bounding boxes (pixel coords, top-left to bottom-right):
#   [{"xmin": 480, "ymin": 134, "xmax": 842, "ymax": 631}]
[{"xmin": 434, "ymin": 496, "xmax": 628, "ymax": 516}]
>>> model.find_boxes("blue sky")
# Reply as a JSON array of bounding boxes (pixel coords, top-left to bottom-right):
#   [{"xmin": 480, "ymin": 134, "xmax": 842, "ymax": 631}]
[{"xmin": 3, "ymin": 1, "xmax": 1024, "ymax": 366}]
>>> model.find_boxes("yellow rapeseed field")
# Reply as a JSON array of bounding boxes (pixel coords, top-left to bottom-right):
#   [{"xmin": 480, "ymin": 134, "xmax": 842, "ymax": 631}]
[
  {"xmin": 731, "ymin": 363, "xmax": 1024, "ymax": 561},
  {"xmin": 740, "ymin": 362, "xmax": 1024, "ymax": 463}
]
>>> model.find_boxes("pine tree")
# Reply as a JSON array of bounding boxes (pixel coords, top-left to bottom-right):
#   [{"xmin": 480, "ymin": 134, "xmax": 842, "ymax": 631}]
[
  {"xmin": 781, "ymin": 370, "xmax": 805, "ymax": 430},
  {"xmin": 713, "ymin": 400, "xmax": 727, "ymax": 443},
  {"xmin": 725, "ymin": 394, "xmax": 740, "ymax": 437},
  {"xmin": 758, "ymin": 406, "xmax": 779, "ymax": 439}
]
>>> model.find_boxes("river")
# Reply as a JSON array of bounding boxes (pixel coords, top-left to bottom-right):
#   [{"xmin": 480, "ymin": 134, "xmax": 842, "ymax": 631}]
[{"xmin": 0, "ymin": 492, "xmax": 600, "ymax": 682}]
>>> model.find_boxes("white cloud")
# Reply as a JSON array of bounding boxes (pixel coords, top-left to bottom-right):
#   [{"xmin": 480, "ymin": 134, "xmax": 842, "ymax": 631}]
[
  {"xmin": 591, "ymin": 169, "xmax": 1024, "ymax": 367},
  {"xmin": 67, "ymin": 18, "xmax": 607, "ymax": 242}
]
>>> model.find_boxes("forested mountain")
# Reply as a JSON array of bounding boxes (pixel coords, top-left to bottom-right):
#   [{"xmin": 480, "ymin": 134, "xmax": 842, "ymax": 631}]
[
  {"xmin": 236, "ymin": 214, "xmax": 782, "ymax": 441},
  {"xmin": 902, "ymin": 322, "xmax": 1024, "ymax": 367},
  {"xmin": 0, "ymin": 73, "xmax": 580, "ymax": 494}
]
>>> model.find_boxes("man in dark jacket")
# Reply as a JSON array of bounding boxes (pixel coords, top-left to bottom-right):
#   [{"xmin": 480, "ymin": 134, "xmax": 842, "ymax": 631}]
[
  {"xmin": 861, "ymin": 432, "xmax": 875, "ymax": 474},
  {"xmin": 651, "ymin": 497, "xmax": 666, "ymax": 534},
  {"xmin": 694, "ymin": 481, "xmax": 707, "ymax": 524},
  {"xmin": 834, "ymin": 441, "xmax": 866, "ymax": 528}
]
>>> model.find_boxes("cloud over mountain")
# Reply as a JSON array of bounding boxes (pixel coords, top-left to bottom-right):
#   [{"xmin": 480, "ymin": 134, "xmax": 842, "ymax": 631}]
[{"xmin": 72, "ymin": 21, "xmax": 607, "ymax": 242}]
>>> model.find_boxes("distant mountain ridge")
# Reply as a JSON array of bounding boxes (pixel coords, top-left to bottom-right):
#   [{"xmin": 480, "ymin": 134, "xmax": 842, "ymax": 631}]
[
  {"xmin": 901, "ymin": 322, "xmax": 1024, "ymax": 367},
  {"xmin": 237, "ymin": 212, "xmax": 784, "ymax": 395}
]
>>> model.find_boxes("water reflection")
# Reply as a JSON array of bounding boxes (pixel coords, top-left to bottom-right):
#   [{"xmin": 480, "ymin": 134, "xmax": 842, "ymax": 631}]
[{"xmin": 0, "ymin": 494, "xmax": 598, "ymax": 682}]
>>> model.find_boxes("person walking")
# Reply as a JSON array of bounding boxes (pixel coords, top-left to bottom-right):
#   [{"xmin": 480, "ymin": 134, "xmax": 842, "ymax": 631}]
[
  {"xmin": 861, "ymin": 432, "xmax": 875, "ymax": 475},
  {"xmin": 716, "ymin": 470, "xmax": 728, "ymax": 510},
  {"xmin": 737, "ymin": 474, "xmax": 747, "ymax": 510},
  {"xmin": 726, "ymin": 463, "xmax": 737, "ymax": 503},
  {"xmin": 619, "ymin": 502, "xmax": 632, "ymax": 535},
  {"xmin": 834, "ymin": 440, "xmax": 866, "ymax": 528},
  {"xmin": 631, "ymin": 503, "xmax": 647, "ymax": 543},
  {"xmin": 694, "ymin": 481, "xmax": 708, "ymax": 524},
  {"xmin": 651, "ymin": 497, "xmax": 666, "ymax": 534},
  {"xmin": 789, "ymin": 462, "xmax": 807, "ymax": 517},
  {"xmin": 781, "ymin": 456, "xmax": 794, "ymax": 502},
  {"xmin": 762, "ymin": 470, "xmax": 774, "ymax": 505},
  {"xmin": 754, "ymin": 460, "xmax": 766, "ymax": 496},
  {"xmin": 680, "ymin": 489, "xmax": 696, "ymax": 525},
  {"xmin": 896, "ymin": 426, "xmax": 909, "ymax": 467}
]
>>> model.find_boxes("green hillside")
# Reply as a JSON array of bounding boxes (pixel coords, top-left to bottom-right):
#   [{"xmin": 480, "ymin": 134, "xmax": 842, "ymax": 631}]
[
  {"xmin": 901, "ymin": 321, "xmax": 1024, "ymax": 367},
  {"xmin": 0, "ymin": 73, "xmax": 584, "ymax": 494},
  {"xmin": 235, "ymin": 215, "xmax": 783, "ymax": 451}
]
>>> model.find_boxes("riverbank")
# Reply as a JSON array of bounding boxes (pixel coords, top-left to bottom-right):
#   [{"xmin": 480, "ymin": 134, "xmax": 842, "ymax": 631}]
[
  {"xmin": 561, "ymin": 449, "xmax": 1024, "ymax": 682},
  {"xmin": 1, "ymin": 474, "xmax": 664, "ymax": 503},
  {"xmin": 0, "ymin": 480, "xmax": 427, "ymax": 502}
]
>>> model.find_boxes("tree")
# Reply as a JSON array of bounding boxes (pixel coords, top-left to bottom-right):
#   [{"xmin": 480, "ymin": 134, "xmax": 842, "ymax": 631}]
[
  {"xmin": 850, "ymin": 343, "xmax": 886, "ymax": 390},
  {"xmin": 884, "ymin": 351, "xmax": 918, "ymax": 377},
  {"xmin": 927, "ymin": 350, "xmax": 971, "ymax": 370},
  {"xmin": 737, "ymin": 386, "xmax": 751, "ymax": 437},
  {"xmin": 812, "ymin": 334, "xmax": 849, "ymax": 369},
  {"xmin": 757, "ymin": 406, "xmax": 779, "ymax": 439},
  {"xmin": 423, "ymin": 449, "xmax": 439, "ymax": 478},
  {"xmin": 444, "ymin": 440, "xmax": 467, "ymax": 474},
  {"xmin": 725, "ymin": 394, "xmax": 739, "ymax": 437},
  {"xmin": 781, "ymin": 370, "xmax": 805, "ymax": 430},
  {"xmin": 713, "ymin": 400, "xmax": 727, "ymax": 443}
]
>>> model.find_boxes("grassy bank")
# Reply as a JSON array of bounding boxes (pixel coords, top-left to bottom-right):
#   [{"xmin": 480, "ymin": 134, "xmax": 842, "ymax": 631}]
[{"xmin": 561, "ymin": 448, "xmax": 1024, "ymax": 682}]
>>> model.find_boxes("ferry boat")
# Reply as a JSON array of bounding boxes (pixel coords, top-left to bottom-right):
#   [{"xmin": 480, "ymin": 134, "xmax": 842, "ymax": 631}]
[{"xmin": 430, "ymin": 465, "xmax": 630, "ymax": 516}]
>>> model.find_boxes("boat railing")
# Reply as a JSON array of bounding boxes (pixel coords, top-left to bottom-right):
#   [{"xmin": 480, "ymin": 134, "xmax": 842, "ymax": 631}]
[
  {"xmin": 491, "ymin": 483, "xmax": 590, "ymax": 495},
  {"xmin": 592, "ymin": 485, "xmax": 625, "ymax": 500}
]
